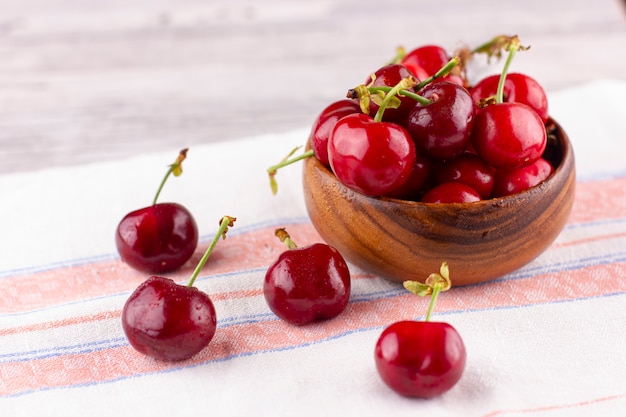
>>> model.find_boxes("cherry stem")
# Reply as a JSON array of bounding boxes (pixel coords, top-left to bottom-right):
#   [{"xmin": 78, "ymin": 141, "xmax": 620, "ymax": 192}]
[
  {"xmin": 387, "ymin": 46, "xmax": 407, "ymax": 65},
  {"xmin": 403, "ymin": 262, "xmax": 451, "ymax": 322},
  {"xmin": 373, "ymin": 76, "xmax": 417, "ymax": 122},
  {"xmin": 424, "ymin": 283, "xmax": 443, "ymax": 322},
  {"xmin": 275, "ymin": 228, "xmax": 298, "ymax": 249},
  {"xmin": 470, "ymin": 34, "xmax": 516, "ymax": 58},
  {"xmin": 153, "ymin": 148, "xmax": 188, "ymax": 206},
  {"xmin": 353, "ymin": 56, "xmax": 461, "ymax": 112},
  {"xmin": 368, "ymin": 86, "xmax": 431, "ymax": 106},
  {"xmin": 267, "ymin": 147, "xmax": 314, "ymax": 195},
  {"xmin": 414, "ymin": 56, "xmax": 460, "ymax": 90},
  {"xmin": 186, "ymin": 216, "xmax": 236, "ymax": 288},
  {"xmin": 495, "ymin": 37, "xmax": 521, "ymax": 104}
]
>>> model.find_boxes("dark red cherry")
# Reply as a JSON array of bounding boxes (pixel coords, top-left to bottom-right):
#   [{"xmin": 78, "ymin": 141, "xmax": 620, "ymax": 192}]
[
  {"xmin": 386, "ymin": 152, "xmax": 433, "ymax": 200},
  {"xmin": 421, "ymin": 182, "xmax": 481, "ymax": 203},
  {"xmin": 375, "ymin": 320, "xmax": 466, "ymax": 398},
  {"xmin": 116, "ymin": 203, "xmax": 198, "ymax": 273},
  {"xmin": 433, "ymin": 153, "xmax": 495, "ymax": 199},
  {"xmin": 405, "ymin": 81, "xmax": 475, "ymax": 161},
  {"xmin": 328, "ymin": 113, "xmax": 416, "ymax": 197},
  {"xmin": 264, "ymin": 229, "xmax": 351, "ymax": 326},
  {"xmin": 470, "ymin": 72, "xmax": 549, "ymax": 123},
  {"xmin": 122, "ymin": 216, "xmax": 235, "ymax": 361},
  {"xmin": 471, "ymin": 102, "xmax": 547, "ymax": 170},
  {"xmin": 116, "ymin": 149, "xmax": 198, "ymax": 273},
  {"xmin": 122, "ymin": 276, "xmax": 216, "ymax": 361},
  {"xmin": 309, "ymin": 99, "xmax": 361, "ymax": 166},
  {"xmin": 492, "ymin": 157, "xmax": 553, "ymax": 197},
  {"xmin": 365, "ymin": 64, "xmax": 419, "ymax": 123}
]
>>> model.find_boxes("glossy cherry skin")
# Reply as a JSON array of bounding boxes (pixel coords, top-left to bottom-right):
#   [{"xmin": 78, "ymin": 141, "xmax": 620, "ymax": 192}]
[
  {"xmin": 471, "ymin": 102, "xmax": 547, "ymax": 170},
  {"xmin": 386, "ymin": 152, "xmax": 433, "ymax": 201},
  {"xmin": 375, "ymin": 321, "xmax": 466, "ymax": 398},
  {"xmin": 401, "ymin": 45, "xmax": 449, "ymax": 78},
  {"xmin": 433, "ymin": 153, "xmax": 495, "ymax": 199},
  {"xmin": 470, "ymin": 72, "xmax": 549, "ymax": 123},
  {"xmin": 401, "ymin": 45, "xmax": 463, "ymax": 87},
  {"xmin": 309, "ymin": 99, "xmax": 361, "ymax": 166},
  {"xmin": 116, "ymin": 202, "xmax": 199, "ymax": 273},
  {"xmin": 405, "ymin": 82, "xmax": 475, "ymax": 161},
  {"xmin": 365, "ymin": 64, "xmax": 419, "ymax": 123},
  {"xmin": 264, "ymin": 243, "xmax": 351, "ymax": 326},
  {"xmin": 421, "ymin": 182, "xmax": 481, "ymax": 203},
  {"xmin": 122, "ymin": 276, "xmax": 217, "ymax": 361},
  {"xmin": 328, "ymin": 113, "xmax": 416, "ymax": 197},
  {"xmin": 492, "ymin": 157, "xmax": 553, "ymax": 197}
]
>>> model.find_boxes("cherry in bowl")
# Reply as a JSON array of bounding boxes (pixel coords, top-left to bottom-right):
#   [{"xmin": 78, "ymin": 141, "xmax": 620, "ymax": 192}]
[{"xmin": 302, "ymin": 118, "xmax": 575, "ymax": 285}]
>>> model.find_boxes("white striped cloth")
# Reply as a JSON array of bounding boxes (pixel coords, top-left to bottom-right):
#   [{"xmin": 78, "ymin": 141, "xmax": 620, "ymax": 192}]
[{"xmin": 1, "ymin": 80, "xmax": 625, "ymax": 416}]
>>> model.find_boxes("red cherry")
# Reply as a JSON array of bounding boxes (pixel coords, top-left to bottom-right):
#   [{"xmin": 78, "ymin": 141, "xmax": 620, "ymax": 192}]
[
  {"xmin": 365, "ymin": 64, "xmax": 419, "ymax": 123},
  {"xmin": 374, "ymin": 263, "xmax": 466, "ymax": 398},
  {"xmin": 492, "ymin": 157, "xmax": 553, "ymax": 197},
  {"xmin": 375, "ymin": 321, "xmax": 466, "ymax": 398},
  {"xmin": 122, "ymin": 276, "xmax": 216, "ymax": 361},
  {"xmin": 470, "ymin": 72, "xmax": 549, "ymax": 123},
  {"xmin": 328, "ymin": 113, "xmax": 416, "ymax": 197},
  {"xmin": 405, "ymin": 81, "xmax": 475, "ymax": 161},
  {"xmin": 122, "ymin": 216, "xmax": 236, "ymax": 361},
  {"xmin": 264, "ymin": 229, "xmax": 351, "ymax": 326},
  {"xmin": 433, "ymin": 153, "xmax": 495, "ymax": 199},
  {"xmin": 309, "ymin": 99, "xmax": 361, "ymax": 166},
  {"xmin": 116, "ymin": 149, "xmax": 198, "ymax": 273},
  {"xmin": 386, "ymin": 152, "xmax": 433, "ymax": 200},
  {"xmin": 421, "ymin": 182, "xmax": 481, "ymax": 203},
  {"xmin": 116, "ymin": 203, "xmax": 198, "ymax": 273},
  {"xmin": 401, "ymin": 45, "xmax": 449, "ymax": 78},
  {"xmin": 401, "ymin": 44, "xmax": 464, "ymax": 87},
  {"xmin": 471, "ymin": 102, "xmax": 547, "ymax": 170}
]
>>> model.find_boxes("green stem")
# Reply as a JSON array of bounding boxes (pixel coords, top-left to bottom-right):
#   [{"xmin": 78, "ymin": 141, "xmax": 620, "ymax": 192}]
[
  {"xmin": 267, "ymin": 148, "xmax": 314, "ymax": 195},
  {"xmin": 153, "ymin": 148, "xmax": 187, "ymax": 205},
  {"xmin": 369, "ymin": 86, "xmax": 431, "ymax": 106},
  {"xmin": 275, "ymin": 228, "xmax": 298, "ymax": 249},
  {"xmin": 187, "ymin": 216, "xmax": 236, "ymax": 288},
  {"xmin": 153, "ymin": 167, "xmax": 173, "ymax": 205},
  {"xmin": 414, "ymin": 57, "xmax": 460, "ymax": 91},
  {"xmin": 424, "ymin": 283, "xmax": 443, "ymax": 322},
  {"xmin": 374, "ymin": 77, "xmax": 417, "ymax": 122},
  {"xmin": 495, "ymin": 41, "xmax": 519, "ymax": 104}
]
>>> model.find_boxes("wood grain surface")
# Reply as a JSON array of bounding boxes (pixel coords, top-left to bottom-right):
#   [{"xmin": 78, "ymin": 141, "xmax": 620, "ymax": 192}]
[
  {"xmin": 302, "ymin": 120, "xmax": 576, "ymax": 285},
  {"xmin": 1, "ymin": 0, "xmax": 625, "ymax": 174}
]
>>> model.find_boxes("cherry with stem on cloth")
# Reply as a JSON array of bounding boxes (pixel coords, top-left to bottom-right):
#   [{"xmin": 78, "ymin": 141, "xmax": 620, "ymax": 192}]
[
  {"xmin": 263, "ymin": 228, "xmax": 351, "ymax": 326},
  {"xmin": 374, "ymin": 262, "xmax": 467, "ymax": 398},
  {"xmin": 122, "ymin": 216, "xmax": 236, "ymax": 361},
  {"xmin": 115, "ymin": 149, "xmax": 199, "ymax": 273}
]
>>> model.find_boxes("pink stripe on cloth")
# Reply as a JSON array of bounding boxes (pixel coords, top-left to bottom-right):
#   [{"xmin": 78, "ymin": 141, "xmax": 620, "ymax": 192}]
[
  {"xmin": 480, "ymin": 392, "xmax": 626, "ymax": 416},
  {"xmin": 0, "ymin": 222, "xmax": 323, "ymax": 314},
  {"xmin": 568, "ymin": 176, "xmax": 626, "ymax": 224},
  {"xmin": 2, "ymin": 176, "xmax": 625, "ymax": 315},
  {"xmin": 2, "ymin": 260, "xmax": 625, "ymax": 397}
]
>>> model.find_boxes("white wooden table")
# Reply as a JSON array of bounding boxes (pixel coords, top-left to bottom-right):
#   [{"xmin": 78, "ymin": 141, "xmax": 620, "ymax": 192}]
[{"xmin": 1, "ymin": 0, "xmax": 626, "ymax": 174}]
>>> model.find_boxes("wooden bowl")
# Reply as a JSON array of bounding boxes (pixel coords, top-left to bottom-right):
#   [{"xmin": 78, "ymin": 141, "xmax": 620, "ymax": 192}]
[{"xmin": 302, "ymin": 119, "xmax": 575, "ymax": 286}]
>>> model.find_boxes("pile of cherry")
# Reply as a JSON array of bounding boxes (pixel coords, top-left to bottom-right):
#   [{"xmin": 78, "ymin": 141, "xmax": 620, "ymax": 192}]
[
  {"xmin": 306, "ymin": 35, "xmax": 553, "ymax": 203},
  {"xmin": 113, "ymin": 35, "xmax": 553, "ymax": 400}
]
